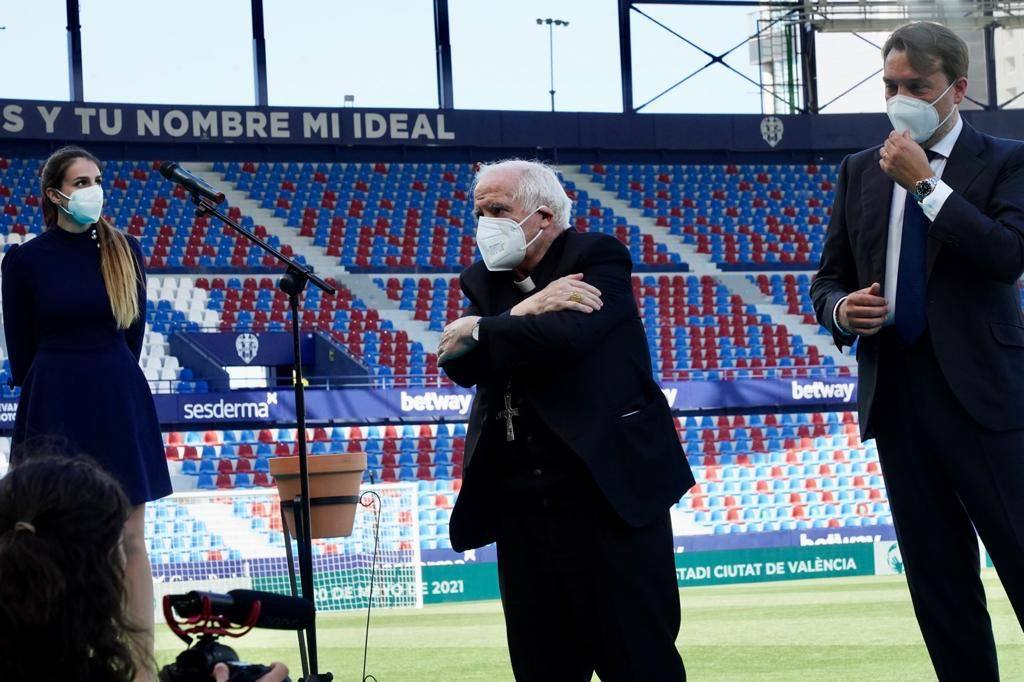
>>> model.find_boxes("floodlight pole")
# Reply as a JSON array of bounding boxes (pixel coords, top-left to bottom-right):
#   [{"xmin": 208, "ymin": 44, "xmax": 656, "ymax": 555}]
[
  {"xmin": 537, "ymin": 18, "xmax": 570, "ymax": 112},
  {"xmin": 65, "ymin": 0, "xmax": 84, "ymax": 102}
]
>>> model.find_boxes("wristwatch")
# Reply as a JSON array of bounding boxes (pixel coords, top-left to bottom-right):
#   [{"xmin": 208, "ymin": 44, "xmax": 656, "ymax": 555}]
[
  {"xmin": 913, "ymin": 176, "xmax": 940, "ymax": 202},
  {"xmin": 471, "ymin": 322, "xmax": 480, "ymax": 343}
]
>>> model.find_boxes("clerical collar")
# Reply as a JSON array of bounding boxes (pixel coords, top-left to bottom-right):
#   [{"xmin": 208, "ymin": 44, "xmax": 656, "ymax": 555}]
[
  {"xmin": 514, "ymin": 276, "xmax": 536, "ymax": 293},
  {"xmin": 510, "ymin": 228, "xmax": 572, "ymax": 294}
]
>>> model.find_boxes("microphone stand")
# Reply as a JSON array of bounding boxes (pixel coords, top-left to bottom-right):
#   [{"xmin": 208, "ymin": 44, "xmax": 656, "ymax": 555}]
[{"xmin": 184, "ymin": 191, "xmax": 336, "ymax": 682}]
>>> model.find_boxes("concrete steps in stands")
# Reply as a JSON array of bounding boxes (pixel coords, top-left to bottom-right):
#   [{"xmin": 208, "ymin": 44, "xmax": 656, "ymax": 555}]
[
  {"xmin": 557, "ymin": 166, "xmax": 855, "ymax": 370},
  {"xmin": 184, "ymin": 163, "xmax": 345, "ymax": 279},
  {"xmin": 558, "ymin": 166, "xmax": 721, "ymax": 278},
  {"xmin": 719, "ymin": 273, "xmax": 855, "ymax": 369},
  {"xmin": 338, "ymin": 273, "xmax": 443, "ymax": 354},
  {"xmin": 187, "ymin": 163, "xmax": 442, "ymax": 354}
]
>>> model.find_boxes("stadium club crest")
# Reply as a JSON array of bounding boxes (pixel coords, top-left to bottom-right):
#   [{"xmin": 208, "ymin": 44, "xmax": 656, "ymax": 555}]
[
  {"xmin": 887, "ymin": 543, "xmax": 904, "ymax": 574},
  {"xmin": 760, "ymin": 115, "xmax": 784, "ymax": 148},
  {"xmin": 235, "ymin": 332, "xmax": 260, "ymax": 365}
]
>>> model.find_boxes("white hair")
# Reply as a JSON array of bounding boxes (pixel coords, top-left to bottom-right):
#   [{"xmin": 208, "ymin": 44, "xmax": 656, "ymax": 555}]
[{"xmin": 474, "ymin": 159, "xmax": 573, "ymax": 230}]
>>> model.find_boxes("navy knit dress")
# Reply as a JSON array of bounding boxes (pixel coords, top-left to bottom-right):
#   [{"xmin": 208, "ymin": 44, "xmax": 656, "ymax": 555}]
[{"xmin": 1, "ymin": 226, "xmax": 171, "ymax": 505}]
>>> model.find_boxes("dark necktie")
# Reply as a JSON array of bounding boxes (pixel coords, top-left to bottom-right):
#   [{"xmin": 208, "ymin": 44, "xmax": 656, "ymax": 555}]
[{"xmin": 894, "ymin": 149, "xmax": 941, "ymax": 345}]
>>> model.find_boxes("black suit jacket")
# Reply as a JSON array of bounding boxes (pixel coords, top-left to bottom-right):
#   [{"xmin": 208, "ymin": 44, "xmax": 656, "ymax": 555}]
[
  {"xmin": 442, "ymin": 229, "xmax": 694, "ymax": 551},
  {"xmin": 810, "ymin": 122, "xmax": 1024, "ymax": 438}
]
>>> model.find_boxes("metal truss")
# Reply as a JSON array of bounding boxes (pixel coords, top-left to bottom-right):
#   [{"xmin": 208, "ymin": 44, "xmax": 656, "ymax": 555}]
[
  {"xmin": 807, "ymin": 0, "xmax": 1024, "ymax": 32},
  {"xmin": 629, "ymin": 3, "xmax": 810, "ymax": 113}
]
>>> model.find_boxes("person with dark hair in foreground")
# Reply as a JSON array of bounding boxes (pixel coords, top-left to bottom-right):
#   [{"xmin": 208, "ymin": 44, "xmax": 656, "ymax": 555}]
[
  {"xmin": 811, "ymin": 20, "xmax": 1024, "ymax": 680},
  {"xmin": 0, "ymin": 455, "xmax": 289, "ymax": 682},
  {"xmin": 0, "ymin": 455, "xmax": 144, "ymax": 681}
]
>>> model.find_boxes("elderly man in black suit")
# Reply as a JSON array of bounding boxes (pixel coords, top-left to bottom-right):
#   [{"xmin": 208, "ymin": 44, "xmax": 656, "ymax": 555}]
[
  {"xmin": 438, "ymin": 159, "xmax": 693, "ymax": 681},
  {"xmin": 811, "ymin": 21, "xmax": 1024, "ymax": 680}
]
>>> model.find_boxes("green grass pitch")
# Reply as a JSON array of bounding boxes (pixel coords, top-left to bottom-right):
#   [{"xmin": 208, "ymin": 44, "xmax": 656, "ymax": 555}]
[{"xmin": 156, "ymin": 571, "xmax": 1024, "ymax": 680}]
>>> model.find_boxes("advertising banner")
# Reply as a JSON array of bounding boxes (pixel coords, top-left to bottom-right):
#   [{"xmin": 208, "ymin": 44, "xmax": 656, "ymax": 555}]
[
  {"xmin": 873, "ymin": 540, "xmax": 905, "ymax": 576},
  {"xmin": 0, "ymin": 376, "xmax": 858, "ymax": 432},
  {"xmin": 6, "ymin": 98, "xmax": 1023, "ymax": 153},
  {"xmin": 419, "ymin": 543, "xmax": 876, "ymax": 605},
  {"xmin": 673, "ymin": 543, "xmax": 873, "ymax": 587},
  {"xmin": 1, "ymin": 100, "xmax": 456, "ymax": 147},
  {"xmin": 165, "ymin": 376, "xmax": 858, "ymax": 423}
]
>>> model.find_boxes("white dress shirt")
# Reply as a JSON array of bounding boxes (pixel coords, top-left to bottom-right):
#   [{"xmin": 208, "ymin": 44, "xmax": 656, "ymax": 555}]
[{"xmin": 833, "ymin": 114, "xmax": 963, "ymax": 335}]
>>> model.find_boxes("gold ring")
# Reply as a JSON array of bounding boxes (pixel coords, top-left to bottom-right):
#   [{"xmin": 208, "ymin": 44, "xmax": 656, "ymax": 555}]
[{"xmin": 568, "ymin": 291, "xmax": 584, "ymax": 304}]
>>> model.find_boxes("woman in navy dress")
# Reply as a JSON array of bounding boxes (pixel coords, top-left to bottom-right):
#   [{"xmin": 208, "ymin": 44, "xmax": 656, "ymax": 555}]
[{"xmin": 1, "ymin": 146, "xmax": 171, "ymax": 677}]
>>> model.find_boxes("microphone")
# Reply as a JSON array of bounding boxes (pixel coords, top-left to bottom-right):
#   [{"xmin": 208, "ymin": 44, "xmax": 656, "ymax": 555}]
[
  {"xmin": 158, "ymin": 161, "xmax": 225, "ymax": 205},
  {"xmin": 169, "ymin": 589, "xmax": 315, "ymax": 630}
]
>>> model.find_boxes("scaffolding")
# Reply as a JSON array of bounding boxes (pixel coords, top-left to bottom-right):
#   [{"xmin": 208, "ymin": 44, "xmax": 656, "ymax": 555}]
[
  {"xmin": 753, "ymin": 10, "xmax": 806, "ymax": 114},
  {"xmin": 806, "ymin": 0, "xmax": 1024, "ymax": 33},
  {"xmin": 746, "ymin": 0, "xmax": 1024, "ymax": 113}
]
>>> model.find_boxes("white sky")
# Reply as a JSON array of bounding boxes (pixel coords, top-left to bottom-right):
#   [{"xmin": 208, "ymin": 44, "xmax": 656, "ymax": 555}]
[{"xmin": 0, "ymin": 0, "xmax": 1003, "ymax": 115}]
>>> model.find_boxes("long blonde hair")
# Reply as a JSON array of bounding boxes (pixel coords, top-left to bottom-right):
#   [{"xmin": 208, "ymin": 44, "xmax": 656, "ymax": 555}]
[{"xmin": 40, "ymin": 146, "xmax": 140, "ymax": 329}]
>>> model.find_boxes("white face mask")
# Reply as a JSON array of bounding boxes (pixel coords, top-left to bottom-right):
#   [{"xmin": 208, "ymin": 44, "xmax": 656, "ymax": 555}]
[
  {"xmin": 886, "ymin": 80, "xmax": 957, "ymax": 143},
  {"xmin": 475, "ymin": 208, "xmax": 544, "ymax": 272},
  {"xmin": 55, "ymin": 185, "xmax": 104, "ymax": 225}
]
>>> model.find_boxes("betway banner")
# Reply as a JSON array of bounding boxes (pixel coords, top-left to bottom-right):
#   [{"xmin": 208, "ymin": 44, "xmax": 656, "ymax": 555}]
[
  {"xmin": 0, "ymin": 376, "xmax": 856, "ymax": 430},
  {"xmin": 419, "ymin": 522, "xmax": 895, "ymax": 565}
]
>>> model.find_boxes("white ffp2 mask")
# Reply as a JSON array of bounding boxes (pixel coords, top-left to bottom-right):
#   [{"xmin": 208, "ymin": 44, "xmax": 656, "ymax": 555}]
[
  {"xmin": 475, "ymin": 208, "xmax": 544, "ymax": 271},
  {"xmin": 55, "ymin": 185, "xmax": 104, "ymax": 225},
  {"xmin": 886, "ymin": 80, "xmax": 957, "ymax": 143}
]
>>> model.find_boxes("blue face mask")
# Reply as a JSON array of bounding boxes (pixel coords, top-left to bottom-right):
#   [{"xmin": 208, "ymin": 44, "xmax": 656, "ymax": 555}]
[{"xmin": 55, "ymin": 185, "xmax": 104, "ymax": 225}]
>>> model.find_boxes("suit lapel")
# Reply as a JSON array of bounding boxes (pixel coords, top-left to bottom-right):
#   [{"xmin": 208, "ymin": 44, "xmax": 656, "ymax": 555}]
[
  {"xmin": 487, "ymin": 271, "xmax": 526, "ymax": 314},
  {"xmin": 860, "ymin": 149, "xmax": 895, "ymax": 286},
  {"xmin": 927, "ymin": 122, "xmax": 986, "ymax": 278}
]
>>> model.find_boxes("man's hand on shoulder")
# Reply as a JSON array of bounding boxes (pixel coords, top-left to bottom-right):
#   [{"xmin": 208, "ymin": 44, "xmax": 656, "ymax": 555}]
[{"xmin": 510, "ymin": 274, "xmax": 603, "ymax": 316}]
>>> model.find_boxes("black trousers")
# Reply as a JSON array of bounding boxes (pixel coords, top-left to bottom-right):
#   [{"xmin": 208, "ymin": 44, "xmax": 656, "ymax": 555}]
[
  {"xmin": 872, "ymin": 330, "xmax": 1024, "ymax": 680},
  {"xmin": 494, "ymin": 471, "xmax": 685, "ymax": 681}
]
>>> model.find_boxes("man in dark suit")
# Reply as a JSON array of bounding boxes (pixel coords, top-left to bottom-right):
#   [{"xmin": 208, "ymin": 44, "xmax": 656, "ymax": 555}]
[
  {"xmin": 438, "ymin": 159, "xmax": 693, "ymax": 680},
  {"xmin": 810, "ymin": 21, "xmax": 1024, "ymax": 680}
]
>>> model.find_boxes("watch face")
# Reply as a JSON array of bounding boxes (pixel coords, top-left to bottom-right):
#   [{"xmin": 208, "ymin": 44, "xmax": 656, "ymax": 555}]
[{"xmin": 915, "ymin": 179, "xmax": 934, "ymax": 197}]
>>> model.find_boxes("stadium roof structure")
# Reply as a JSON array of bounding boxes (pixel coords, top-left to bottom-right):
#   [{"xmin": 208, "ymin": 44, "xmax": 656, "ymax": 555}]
[
  {"xmin": 44, "ymin": 1, "xmax": 1024, "ymax": 116},
  {"xmin": 4, "ymin": 1, "xmax": 1024, "ymax": 163},
  {"xmin": 807, "ymin": 0, "xmax": 1024, "ymax": 32}
]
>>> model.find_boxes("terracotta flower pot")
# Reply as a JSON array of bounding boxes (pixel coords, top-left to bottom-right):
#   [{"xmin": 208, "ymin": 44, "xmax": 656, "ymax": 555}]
[{"xmin": 269, "ymin": 452, "xmax": 368, "ymax": 539}]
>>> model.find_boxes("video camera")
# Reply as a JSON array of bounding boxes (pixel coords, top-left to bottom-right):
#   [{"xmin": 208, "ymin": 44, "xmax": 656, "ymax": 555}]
[{"xmin": 159, "ymin": 589, "xmax": 313, "ymax": 681}]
